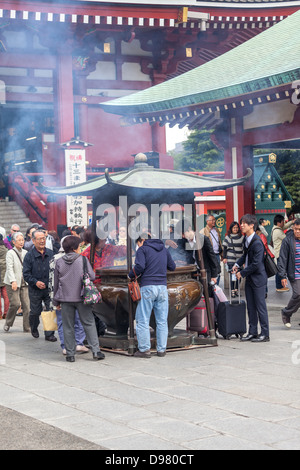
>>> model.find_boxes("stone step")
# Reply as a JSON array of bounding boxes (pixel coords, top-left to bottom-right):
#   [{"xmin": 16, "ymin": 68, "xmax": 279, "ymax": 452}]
[{"xmin": 0, "ymin": 200, "xmax": 34, "ymax": 237}]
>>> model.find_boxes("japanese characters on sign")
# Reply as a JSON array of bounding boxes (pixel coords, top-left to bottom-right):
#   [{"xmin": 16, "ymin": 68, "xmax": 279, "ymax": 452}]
[{"xmin": 65, "ymin": 149, "xmax": 88, "ymax": 227}]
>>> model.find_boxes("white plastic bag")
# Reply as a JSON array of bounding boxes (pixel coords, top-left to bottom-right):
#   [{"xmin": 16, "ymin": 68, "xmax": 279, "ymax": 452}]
[{"xmin": 214, "ymin": 285, "xmax": 228, "ymax": 303}]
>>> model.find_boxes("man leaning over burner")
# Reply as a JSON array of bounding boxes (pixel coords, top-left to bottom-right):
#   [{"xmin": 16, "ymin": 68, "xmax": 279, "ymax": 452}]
[{"xmin": 128, "ymin": 233, "xmax": 175, "ymax": 358}]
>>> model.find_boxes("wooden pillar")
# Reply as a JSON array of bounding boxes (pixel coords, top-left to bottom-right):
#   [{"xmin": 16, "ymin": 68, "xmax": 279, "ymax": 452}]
[
  {"xmin": 242, "ymin": 145, "xmax": 255, "ymax": 215},
  {"xmin": 54, "ymin": 52, "xmax": 75, "ymax": 164},
  {"xmin": 224, "ymin": 114, "xmax": 253, "ymax": 229},
  {"xmin": 74, "ymin": 68, "xmax": 91, "ymax": 143},
  {"xmin": 151, "ymin": 72, "xmax": 167, "ymax": 162},
  {"xmin": 53, "ymin": 51, "xmax": 75, "ymax": 226},
  {"xmin": 152, "ymin": 122, "xmax": 167, "ymax": 155}
]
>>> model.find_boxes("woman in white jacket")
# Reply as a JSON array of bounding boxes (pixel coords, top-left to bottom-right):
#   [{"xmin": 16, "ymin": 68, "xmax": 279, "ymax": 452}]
[{"xmin": 3, "ymin": 232, "xmax": 30, "ymax": 332}]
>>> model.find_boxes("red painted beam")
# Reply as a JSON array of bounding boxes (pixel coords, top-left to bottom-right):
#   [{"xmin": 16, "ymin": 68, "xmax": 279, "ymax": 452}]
[
  {"xmin": 190, "ymin": 5, "xmax": 300, "ymax": 18},
  {"xmin": 0, "ymin": 76, "xmax": 53, "ymax": 87},
  {"xmin": 85, "ymin": 79, "xmax": 151, "ymax": 90},
  {"xmin": 243, "ymin": 113, "xmax": 300, "ymax": 147},
  {"xmin": 0, "ymin": 1, "xmax": 182, "ymax": 19},
  {"xmin": 6, "ymin": 92, "xmax": 53, "ymax": 102},
  {"xmin": 0, "ymin": 53, "xmax": 56, "ymax": 69}
]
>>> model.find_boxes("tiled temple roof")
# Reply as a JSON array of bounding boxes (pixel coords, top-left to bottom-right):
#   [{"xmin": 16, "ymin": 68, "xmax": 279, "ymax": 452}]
[{"xmin": 100, "ymin": 9, "xmax": 300, "ymax": 127}]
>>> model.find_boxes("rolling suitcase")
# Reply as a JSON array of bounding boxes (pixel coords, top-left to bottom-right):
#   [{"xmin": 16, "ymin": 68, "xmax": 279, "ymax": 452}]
[
  {"xmin": 215, "ymin": 275, "xmax": 247, "ymax": 340},
  {"xmin": 186, "ymin": 296, "xmax": 215, "ymax": 336}
]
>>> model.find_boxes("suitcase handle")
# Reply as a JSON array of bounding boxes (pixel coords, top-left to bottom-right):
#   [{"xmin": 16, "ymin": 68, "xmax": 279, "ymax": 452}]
[{"xmin": 228, "ymin": 270, "xmax": 241, "ymax": 304}]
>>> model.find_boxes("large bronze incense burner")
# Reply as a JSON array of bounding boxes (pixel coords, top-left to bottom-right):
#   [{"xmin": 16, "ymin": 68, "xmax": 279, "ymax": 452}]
[
  {"xmin": 44, "ymin": 154, "xmax": 251, "ymax": 355},
  {"xmin": 97, "ymin": 265, "xmax": 201, "ymax": 351}
]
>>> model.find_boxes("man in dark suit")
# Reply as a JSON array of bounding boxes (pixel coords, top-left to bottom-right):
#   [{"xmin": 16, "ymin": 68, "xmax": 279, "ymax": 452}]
[{"xmin": 232, "ymin": 214, "xmax": 270, "ymax": 342}]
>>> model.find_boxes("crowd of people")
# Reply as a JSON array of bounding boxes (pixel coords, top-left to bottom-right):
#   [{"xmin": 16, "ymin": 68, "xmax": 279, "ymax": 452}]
[
  {"xmin": 0, "ymin": 223, "xmax": 109, "ymax": 362},
  {"xmin": 0, "ymin": 212, "xmax": 299, "ymax": 360},
  {"xmin": 207, "ymin": 213, "xmax": 300, "ymax": 340},
  {"xmin": 164, "ymin": 213, "xmax": 299, "ymax": 345}
]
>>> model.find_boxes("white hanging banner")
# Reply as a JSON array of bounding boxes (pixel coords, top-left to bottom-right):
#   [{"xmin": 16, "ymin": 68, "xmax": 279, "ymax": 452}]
[{"xmin": 65, "ymin": 148, "xmax": 88, "ymax": 227}]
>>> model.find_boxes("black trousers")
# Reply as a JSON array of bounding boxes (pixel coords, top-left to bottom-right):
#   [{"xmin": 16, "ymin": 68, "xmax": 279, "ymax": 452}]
[
  {"xmin": 28, "ymin": 286, "xmax": 54, "ymax": 337},
  {"xmin": 245, "ymin": 280, "xmax": 269, "ymax": 337}
]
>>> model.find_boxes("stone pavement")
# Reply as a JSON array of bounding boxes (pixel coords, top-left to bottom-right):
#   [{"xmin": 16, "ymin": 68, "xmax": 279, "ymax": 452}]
[{"xmin": 0, "ymin": 279, "xmax": 299, "ymax": 451}]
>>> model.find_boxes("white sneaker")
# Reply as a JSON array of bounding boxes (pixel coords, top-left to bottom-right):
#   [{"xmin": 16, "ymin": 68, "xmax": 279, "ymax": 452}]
[{"xmin": 285, "ymin": 322, "xmax": 291, "ymax": 328}]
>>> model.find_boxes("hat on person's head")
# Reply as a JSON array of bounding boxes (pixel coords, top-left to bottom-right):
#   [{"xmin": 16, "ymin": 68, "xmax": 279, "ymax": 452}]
[
  {"xmin": 59, "ymin": 235, "xmax": 70, "ymax": 252},
  {"xmin": 0, "ymin": 226, "xmax": 6, "ymax": 239},
  {"xmin": 167, "ymin": 218, "xmax": 179, "ymax": 229}
]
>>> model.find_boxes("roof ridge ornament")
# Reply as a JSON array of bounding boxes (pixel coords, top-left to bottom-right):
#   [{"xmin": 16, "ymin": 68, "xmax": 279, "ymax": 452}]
[{"xmin": 134, "ymin": 153, "xmax": 149, "ymax": 168}]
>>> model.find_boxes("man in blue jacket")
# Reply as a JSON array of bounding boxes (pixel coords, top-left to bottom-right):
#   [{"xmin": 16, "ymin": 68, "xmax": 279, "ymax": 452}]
[
  {"xmin": 129, "ymin": 233, "xmax": 176, "ymax": 358},
  {"xmin": 23, "ymin": 229, "xmax": 56, "ymax": 341},
  {"xmin": 232, "ymin": 214, "xmax": 270, "ymax": 342}
]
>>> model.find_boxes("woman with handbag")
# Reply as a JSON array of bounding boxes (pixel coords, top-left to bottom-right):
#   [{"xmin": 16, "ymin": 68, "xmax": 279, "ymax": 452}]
[
  {"xmin": 53, "ymin": 235, "xmax": 105, "ymax": 362},
  {"xmin": 3, "ymin": 232, "xmax": 30, "ymax": 333},
  {"xmin": 222, "ymin": 222, "xmax": 244, "ymax": 297},
  {"xmin": 48, "ymin": 236, "xmax": 89, "ymax": 356}
]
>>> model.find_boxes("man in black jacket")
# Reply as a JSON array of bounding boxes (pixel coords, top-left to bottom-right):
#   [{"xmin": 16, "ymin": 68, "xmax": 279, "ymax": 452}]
[
  {"xmin": 167, "ymin": 222, "xmax": 219, "ymax": 293},
  {"xmin": 23, "ymin": 229, "xmax": 57, "ymax": 341},
  {"xmin": 277, "ymin": 219, "xmax": 300, "ymax": 328},
  {"xmin": 233, "ymin": 214, "xmax": 270, "ymax": 342}
]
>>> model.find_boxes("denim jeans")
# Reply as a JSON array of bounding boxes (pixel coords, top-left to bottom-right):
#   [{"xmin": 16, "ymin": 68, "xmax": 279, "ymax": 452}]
[
  {"xmin": 135, "ymin": 285, "xmax": 169, "ymax": 353},
  {"xmin": 56, "ymin": 309, "xmax": 86, "ymax": 350}
]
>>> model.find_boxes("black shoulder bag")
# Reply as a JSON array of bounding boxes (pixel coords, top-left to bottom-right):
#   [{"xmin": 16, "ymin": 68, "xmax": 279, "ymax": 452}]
[{"xmin": 254, "ymin": 237, "xmax": 278, "ymax": 278}]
